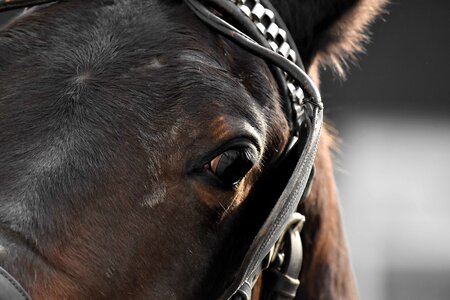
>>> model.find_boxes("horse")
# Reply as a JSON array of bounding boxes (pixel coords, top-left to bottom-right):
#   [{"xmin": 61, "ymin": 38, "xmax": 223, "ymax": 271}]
[{"xmin": 0, "ymin": 0, "xmax": 387, "ymax": 299}]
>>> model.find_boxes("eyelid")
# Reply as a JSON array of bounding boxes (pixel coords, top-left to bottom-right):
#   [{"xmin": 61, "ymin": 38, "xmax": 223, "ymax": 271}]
[
  {"xmin": 210, "ymin": 148, "xmax": 257, "ymax": 174},
  {"xmin": 203, "ymin": 138, "xmax": 258, "ymax": 166}
]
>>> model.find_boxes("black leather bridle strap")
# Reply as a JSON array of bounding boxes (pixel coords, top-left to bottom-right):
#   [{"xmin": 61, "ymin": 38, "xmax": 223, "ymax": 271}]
[
  {"xmin": 263, "ymin": 226, "xmax": 302, "ymax": 299},
  {"xmin": 197, "ymin": 0, "xmax": 294, "ymax": 130},
  {"xmin": 0, "ymin": 267, "xmax": 31, "ymax": 300},
  {"xmin": 0, "ymin": 0, "xmax": 55, "ymax": 11},
  {"xmin": 259, "ymin": 0, "xmax": 304, "ymax": 71},
  {"xmin": 224, "ymin": 107, "xmax": 322, "ymax": 300},
  {"xmin": 183, "ymin": 1, "xmax": 323, "ymax": 299},
  {"xmin": 184, "ymin": 0, "xmax": 322, "ymax": 111}
]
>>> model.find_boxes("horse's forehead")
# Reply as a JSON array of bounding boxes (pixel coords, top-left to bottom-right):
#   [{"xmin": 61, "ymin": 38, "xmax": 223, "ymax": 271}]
[
  {"xmin": 1, "ymin": 0, "xmax": 222, "ymax": 72},
  {"xmin": 0, "ymin": 1, "xmax": 270, "ymax": 166},
  {"xmin": 1, "ymin": 2, "xmax": 244, "ymax": 106},
  {"xmin": 0, "ymin": 0, "xmax": 279, "ymax": 163}
]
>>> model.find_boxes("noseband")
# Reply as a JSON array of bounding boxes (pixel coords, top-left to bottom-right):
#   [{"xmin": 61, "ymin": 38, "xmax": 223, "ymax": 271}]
[{"xmin": 0, "ymin": 1, "xmax": 323, "ymax": 299}]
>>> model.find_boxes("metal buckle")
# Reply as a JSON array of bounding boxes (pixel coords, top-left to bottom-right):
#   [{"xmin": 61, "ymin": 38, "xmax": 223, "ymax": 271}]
[
  {"xmin": 267, "ymin": 212, "xmax": 305, "ymax": 267},
  {"xmin": 261, "ymin": 213, "xmax": 305, "ymax": 299}
]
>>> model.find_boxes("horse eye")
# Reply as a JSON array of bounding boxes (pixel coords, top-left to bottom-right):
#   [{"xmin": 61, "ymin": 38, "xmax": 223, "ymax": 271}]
[{"xmin": 206, "ymin": 149, "xmax": 255, "ymax": 187}]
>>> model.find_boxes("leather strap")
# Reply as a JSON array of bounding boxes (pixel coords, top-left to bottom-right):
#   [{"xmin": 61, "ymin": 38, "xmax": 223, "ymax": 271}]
[
  {"xmin": 0, "ymin": 0, "xmax": 55, "ymax": 11},
  {"xmin": 261, "ymin": 213, "xmax": 304, "ymax": 300},
  {"xmin": 183, "ymin": 2, "xmax": 323, "ymax": 299},
  {"xmin": 0, "ymin": 267, "xmax": 31, "ymax": 300}
]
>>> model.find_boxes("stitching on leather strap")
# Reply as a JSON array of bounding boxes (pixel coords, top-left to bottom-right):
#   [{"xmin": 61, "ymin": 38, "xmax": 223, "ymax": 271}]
[{"xmin": 0, "ymin": 268, "xmax": 30, "ymax": 300}]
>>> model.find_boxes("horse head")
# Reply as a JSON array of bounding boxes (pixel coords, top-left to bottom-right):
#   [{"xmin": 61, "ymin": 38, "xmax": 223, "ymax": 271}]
[{"xmin": 0, "ymin": 0, "xmax": 387, "ymax": 299}]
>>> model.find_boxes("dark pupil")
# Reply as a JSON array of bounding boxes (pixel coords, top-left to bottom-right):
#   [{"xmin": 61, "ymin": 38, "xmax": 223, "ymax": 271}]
[{"xmin": 216, "ymin": 150, "xmax": 253, "ymax": 186}]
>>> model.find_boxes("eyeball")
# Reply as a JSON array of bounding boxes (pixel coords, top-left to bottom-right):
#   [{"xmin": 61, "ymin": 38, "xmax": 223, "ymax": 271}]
[{"xmin": 206, "ymin": 148, "xmax": 255, "ymax": 187}]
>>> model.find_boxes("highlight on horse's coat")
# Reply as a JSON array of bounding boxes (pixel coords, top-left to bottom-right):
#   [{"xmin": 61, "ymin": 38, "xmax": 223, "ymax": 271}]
[{"xmin": 0, "ymin": 0, "xmax": 387, "ymax": 299}]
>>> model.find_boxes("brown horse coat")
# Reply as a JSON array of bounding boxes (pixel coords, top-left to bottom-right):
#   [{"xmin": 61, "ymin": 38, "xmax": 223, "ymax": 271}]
[{"xmin": 0, "ymin": 0, "xmax": 387, "ymax": 299}]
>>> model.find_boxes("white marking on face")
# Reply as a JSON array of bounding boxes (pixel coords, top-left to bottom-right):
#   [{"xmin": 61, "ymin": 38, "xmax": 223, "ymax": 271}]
[
  {"xmin": 147, "ymin": 58, "xmax": 163, "ymax": 69},
  {"xmin": 142, "ymin": 185, "xmax": 167, "ymax": 208},
  {"xmin": 137, "ymin": 127, "xmax": 170, "ymax": 208},
  {"xmin": 74, "ymin": 71, "xmax": 91, "ymax": 84},
  {"xmin": 0, "ymin": 244, "xmax": 6, "ymax": 256},
  {"xmin": 130, "ymin": 57, "xmax": 164, "ymax": 72}
]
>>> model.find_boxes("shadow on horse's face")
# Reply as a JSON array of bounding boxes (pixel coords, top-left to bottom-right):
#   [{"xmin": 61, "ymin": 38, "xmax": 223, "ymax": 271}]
[{"xmin": 0, "ymin": 1, "xmax": 289, "ymax": 299}]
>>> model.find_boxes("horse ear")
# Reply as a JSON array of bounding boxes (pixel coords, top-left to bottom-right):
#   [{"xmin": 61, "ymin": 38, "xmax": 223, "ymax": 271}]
[{"xmin": 272, "ymin": 0, "xmax": 388, "ymax": 76}]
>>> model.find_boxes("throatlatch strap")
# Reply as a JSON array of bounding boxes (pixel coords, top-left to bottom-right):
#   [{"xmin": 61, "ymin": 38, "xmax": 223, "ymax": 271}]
[{"xmin": 0, "ymin": 267, "xmax": 31, "ymax": 300}]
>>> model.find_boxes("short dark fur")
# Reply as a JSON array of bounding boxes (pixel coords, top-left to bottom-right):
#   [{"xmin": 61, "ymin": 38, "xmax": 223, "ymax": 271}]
[{"xmin": 0, "ymin": 0, "xmax": 387, "ymax": 299}]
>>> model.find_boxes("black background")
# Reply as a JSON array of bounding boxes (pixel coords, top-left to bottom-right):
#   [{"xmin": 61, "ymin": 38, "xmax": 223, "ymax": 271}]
[{"xmin": 322, "ymin": 0, "xmax": 449, "ymax": 123}]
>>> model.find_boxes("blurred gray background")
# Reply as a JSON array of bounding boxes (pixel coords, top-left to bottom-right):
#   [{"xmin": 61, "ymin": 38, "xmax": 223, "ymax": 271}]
[
  {"xmin": 1, "ymin": 0, "xmax": 449, "ymax": 299},
  {"xmin": 321, "ymin": 0, "xmax": 450, "ymax": 299}
]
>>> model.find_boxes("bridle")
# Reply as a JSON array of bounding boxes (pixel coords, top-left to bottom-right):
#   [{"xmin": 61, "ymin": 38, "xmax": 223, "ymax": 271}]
[
  {"xmin": 0, "ymin": 1, "xmax": 323, "ymax": 300},
  {"xmin": 184, "ymin": 2, "xmax": 323, "ymax": 299}
]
